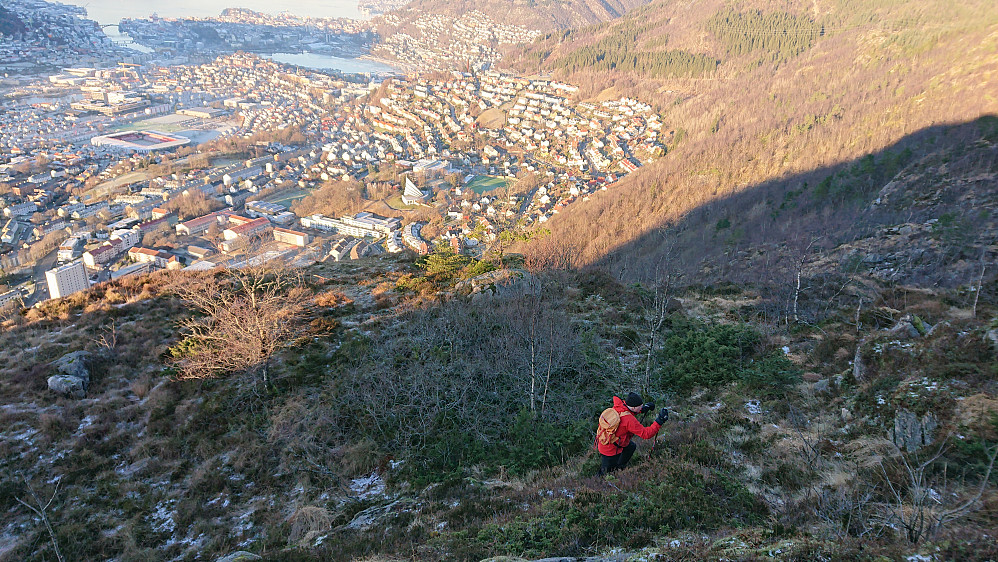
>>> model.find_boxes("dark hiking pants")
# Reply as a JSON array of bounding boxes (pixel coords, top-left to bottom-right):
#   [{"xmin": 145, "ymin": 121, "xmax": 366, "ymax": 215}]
[{"xmin": 599, "ymin": 441, "xmax": 636, "ymax": 475}]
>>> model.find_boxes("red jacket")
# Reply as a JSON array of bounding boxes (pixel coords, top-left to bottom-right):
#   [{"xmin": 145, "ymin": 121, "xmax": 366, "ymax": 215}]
[{"xmin": 595, "ymin": 396, "xmax": 662, "ymax": 456}]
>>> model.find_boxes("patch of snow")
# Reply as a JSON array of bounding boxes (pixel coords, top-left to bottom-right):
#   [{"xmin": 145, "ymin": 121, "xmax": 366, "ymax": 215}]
[
  {"xmin": 349, "ymin": 472, "xmax": 386, "ymax": 500},
  {"xmin": 928, "ymin": 488, "xmax": 941, "ymax": 504},
  {"xmin": 745, "ymin": 400, "xmax": 762, "ymax": 415},
  {"xmin": 782, "ymin": 346, "xmax": 791, "ymax": 355},
  {"xmin": 147, "ymin": 500, "xmax": 177, "ymax": 534},
  {"xmin": 207, "ymin": 494, "xmax": 231, "ymax": 508},
  {"xmin": 669, "ymin": 539, "xmax": 682, "ymax": 548}
]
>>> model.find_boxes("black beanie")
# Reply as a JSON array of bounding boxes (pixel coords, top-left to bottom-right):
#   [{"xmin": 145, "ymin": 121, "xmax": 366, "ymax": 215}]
[{"xmin": 625, "ymin": 392, "xmax": 643, "ymax": 407}]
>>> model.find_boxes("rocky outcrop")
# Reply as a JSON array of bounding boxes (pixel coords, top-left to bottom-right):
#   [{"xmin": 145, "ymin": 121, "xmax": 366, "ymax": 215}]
[
  {"xmin": 890, "ymin": 409, "xmax": 938, "ymax": 452},
  {"xmin": 47, "ymin": 350, "xmax": 91, "ymax": 398},
  {"xmin": 52, "ymin": 350, "xmax": 91, "ymax": 381},
  {"xmin": 457, "ymin": 269, "xmax": 541, "ymax": 302},
  {"xmin": 215, "ymin": 552, "xmax": 262, "ymax": 562}
]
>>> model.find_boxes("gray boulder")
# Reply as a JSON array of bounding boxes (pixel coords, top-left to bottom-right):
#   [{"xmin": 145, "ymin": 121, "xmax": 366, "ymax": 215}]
[
  {"xmin": 458, "ymin": 269, "xmax": 541, "ymax": 302},
  {"xmin": 215, "ymin": 552, "xmax": 262, "ymax": 562},
  {"xmin": 890, "ymin": 409, "xmax": 938, "ymax": 452},
  {"xmin": 51, "ymin": 351, "xmax": 91, "ymax": 385},
  {"xmin": 47, "ymin": 374, "xmax": 87, "ymax": 399},
  {"xmin": 986, "ymin": 329, "xmax": 998, "ymax": 351}
]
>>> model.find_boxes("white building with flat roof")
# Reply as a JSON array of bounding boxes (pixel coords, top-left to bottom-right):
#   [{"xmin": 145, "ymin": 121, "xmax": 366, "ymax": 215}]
[
  {"xmin": 46, "ymin": 261, "xmax": 90, "ymax": 300},
  {"xmin": 301, "ymin": 212, "xmax": 400, "ymax": 238}
]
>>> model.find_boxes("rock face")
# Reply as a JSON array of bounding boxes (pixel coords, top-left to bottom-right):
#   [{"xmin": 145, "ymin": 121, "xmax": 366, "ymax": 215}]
[
  {"xmin": 890, "ymin": 409, "xmax": 938, "ymax": 452},
  {"xmin": 47, "ymin": 350, "xmax": 92, "ymax": 398},
  {"xmin": 457, "ymin": 269, "xmax": 541, "ymax": 302}
]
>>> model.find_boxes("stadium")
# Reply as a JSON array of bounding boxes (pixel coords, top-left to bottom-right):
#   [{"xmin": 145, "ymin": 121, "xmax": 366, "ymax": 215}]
[{"xmin": 90, "ymin": 130, "xmax": 191, "ymax": 153}]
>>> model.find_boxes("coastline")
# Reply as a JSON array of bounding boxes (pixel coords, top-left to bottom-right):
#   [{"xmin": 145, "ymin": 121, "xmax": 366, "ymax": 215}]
[{"xmin": 358, "ymin": 53, "xmax": 414, "ymax": 74}]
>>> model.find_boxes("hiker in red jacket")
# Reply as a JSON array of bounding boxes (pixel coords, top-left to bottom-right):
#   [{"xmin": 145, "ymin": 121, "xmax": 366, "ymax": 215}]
[{"xmin": 595, "ymin": 392, "xmax": 668, "ymax": 475}]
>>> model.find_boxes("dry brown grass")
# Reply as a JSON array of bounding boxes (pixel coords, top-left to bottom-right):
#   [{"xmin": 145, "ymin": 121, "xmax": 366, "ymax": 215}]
[{"xmin": 287, "ymin": 506, "xmax": 333, "ymax": 547}]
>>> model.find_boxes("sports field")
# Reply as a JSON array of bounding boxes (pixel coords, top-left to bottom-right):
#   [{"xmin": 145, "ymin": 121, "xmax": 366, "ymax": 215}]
[
  {"xmin": 262, "ymin": 188, "xmax": 309, "ymax": 208},
  {"xmin": 467, "ymin": 175, "xmax": 511, "ymax": 194}
]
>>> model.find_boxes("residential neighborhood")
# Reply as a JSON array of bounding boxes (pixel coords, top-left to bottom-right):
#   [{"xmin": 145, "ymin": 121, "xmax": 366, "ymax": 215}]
[{"xmin": 0, "ymin": 1, "xmax": 668, "ymax": 309}]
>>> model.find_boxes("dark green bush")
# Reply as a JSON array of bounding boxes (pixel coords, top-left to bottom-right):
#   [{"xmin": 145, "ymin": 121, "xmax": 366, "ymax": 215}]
[
  {"xmin": 405, "ymin": 410, "xmax": 592, "ymax": 484},
  {"xmin": 657, "ymin": 321, "xmax": 799, "ymax": 394},
  {"xmin": 439, "ymin": 460, "xmax": 767, "ymax": 558}
]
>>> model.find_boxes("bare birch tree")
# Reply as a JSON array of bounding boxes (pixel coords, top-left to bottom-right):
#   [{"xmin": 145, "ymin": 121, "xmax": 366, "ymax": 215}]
[{"xmin": 170, "ymin": 265, "xmax": 312, "ymax": 386}]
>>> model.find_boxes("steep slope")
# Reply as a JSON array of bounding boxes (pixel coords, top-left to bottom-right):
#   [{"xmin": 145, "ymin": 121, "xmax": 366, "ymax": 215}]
[
  {"xmin": 515, "ymin": 0, "xmax": 998, "ymax": 289},
  {"xmin": 2, "ymin": 256, "xmax": 996, "ymax": 560},
  {"xmin": 385, "ymin": 0, "xmax": 650, "ymax": 31}
]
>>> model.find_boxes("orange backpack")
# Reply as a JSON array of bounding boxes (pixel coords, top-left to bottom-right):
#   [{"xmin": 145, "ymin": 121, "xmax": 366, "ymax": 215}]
[{"xmin": 596, "ymin": 407, "xmax": 631, "ymax": 446}]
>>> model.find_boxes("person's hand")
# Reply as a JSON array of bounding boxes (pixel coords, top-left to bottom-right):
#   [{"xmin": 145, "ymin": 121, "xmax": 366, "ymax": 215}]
[
  {"xmin": 655, "ymin": 407, "xmax": 669, "ymax": 425},
  {"xmin": 641, "ymin": 402, "xmax": 655, "ymax": 414}
]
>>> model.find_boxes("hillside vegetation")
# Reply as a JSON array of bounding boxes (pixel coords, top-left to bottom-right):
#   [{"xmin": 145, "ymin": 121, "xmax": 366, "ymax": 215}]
[
  {"xmin": 511, "ymin": 0, "xmax": 998, "ymax": 292},
  {"xmin": 0, "ymin": 252, "xmax": 996, "ymax": 560}
]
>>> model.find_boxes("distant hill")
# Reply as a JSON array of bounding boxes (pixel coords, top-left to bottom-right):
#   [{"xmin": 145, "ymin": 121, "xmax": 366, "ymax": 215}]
[
  {"xmin": 381, "ymin": 0, "xmax": 650, "ymax": 32},
  {"xmin": 515, "ymin": 0, "xmax": 998, "ymax": 290}
]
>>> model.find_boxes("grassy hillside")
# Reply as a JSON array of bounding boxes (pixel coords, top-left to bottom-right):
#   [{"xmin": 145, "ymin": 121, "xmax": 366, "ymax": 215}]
[
  {"xmin": 382, "ymin": 0, "xmax": 650, "ymax": 31},
  {"xmin": 511, "ymin": 0, "xmax": 998, "ymax": 292},
  {"xmin": 0, "ymin": 254, "xmax": 996, "ymax": 560}
]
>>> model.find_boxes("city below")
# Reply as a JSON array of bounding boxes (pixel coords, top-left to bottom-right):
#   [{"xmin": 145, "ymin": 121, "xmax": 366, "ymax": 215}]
[{"xmin": 0, "ymin": 0, "xmax": 664, "ymax": 309}]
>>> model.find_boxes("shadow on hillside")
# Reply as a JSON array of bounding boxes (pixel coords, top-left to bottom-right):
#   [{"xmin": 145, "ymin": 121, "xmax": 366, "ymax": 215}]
[{"xmin": 581, "ymin": 115, "xmax": 998, "ymax": 297}]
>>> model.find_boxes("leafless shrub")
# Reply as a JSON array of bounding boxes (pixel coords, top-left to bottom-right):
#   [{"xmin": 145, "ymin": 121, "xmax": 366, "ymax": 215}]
[
  {"xmin": 15, "ymin": 473, "xmax": 64, "ymax": 562},
  {"xmin": 170, "ymin": 265, "xmax": 312, "ymax": 385},
  {"xmin": 877, "ymin": 438, "xmax": 997, "ymax": 543}
]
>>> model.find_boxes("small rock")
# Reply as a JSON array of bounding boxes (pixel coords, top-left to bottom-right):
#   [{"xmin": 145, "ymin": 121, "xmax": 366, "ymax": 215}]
[
  {"xmin": 215, "ymin": 552, "xmax": 262, "ymax": 562},
  {"xmin": 47, "ymin": 375, "xmax": 87, "ymax": 399},
  {"xmin": 345, "ymin": 500, "xmax": 403, "ymax": 530},
  {"xmin": 841, "ymin": 407, "xmax": 853, "ymax": 422},
  {"xmin": 986, "ymin": 329, "xmax": 998, "ymax": 351},
  {"xmin": 888, "ymin": 321, "xmax": 920, "ymax": 340},
  {"xmin": 813, "ymin": 379, "xmax": 831, "ymax": 393}
]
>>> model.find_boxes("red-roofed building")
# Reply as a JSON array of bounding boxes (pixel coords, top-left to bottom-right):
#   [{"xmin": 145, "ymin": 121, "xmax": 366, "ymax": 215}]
[
  {"xmin": 223, "ymin": 217, "xmax": 271, "ymax": 241},
  {"xmin": 128, "ymin": 246, "xmax": 174, "ymax": 269},
  {"xmin": 176, "ymin": 211, "xmax": 232, "ymax": 236},
  {"xmin": 137, "ymin": 215, "xmax": 175, "ymax": 233},
  {"xmin": 83, "ymin": 242, "xmax": 118, "ymax": 268}
]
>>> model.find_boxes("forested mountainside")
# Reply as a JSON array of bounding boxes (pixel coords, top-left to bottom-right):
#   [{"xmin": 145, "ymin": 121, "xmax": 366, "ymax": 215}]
[
  {"xmin": 383, "ymin": 0, "xmax": 650, "ymax": 31},
  {"xmin": 510, "ymin": 0, "xmax": 998, "ymax": 286}
]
